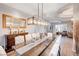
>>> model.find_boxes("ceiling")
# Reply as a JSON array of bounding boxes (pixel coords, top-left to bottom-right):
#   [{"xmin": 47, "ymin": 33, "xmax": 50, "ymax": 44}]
[{"xmin": 4, "ymin": 3, "xmax": 73, "ymax": 24}]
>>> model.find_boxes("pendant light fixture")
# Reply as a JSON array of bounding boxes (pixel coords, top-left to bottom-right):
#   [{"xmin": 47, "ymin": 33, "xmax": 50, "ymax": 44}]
[
  {"xmin": 27, "ymin": 3, "xmax": 39, "ymax": 25},
  {"xmin": 37, "ymin": 3, "xmax": 39, "ymax": 25},
  {"xmin": 38, "ymin": 3, "xmax": 39, "ymax": 19},
  {"xmin": 27, "ymin": 3, "xmax": 48, "ymax": 26},
  {"xmin": 32, "ymin": 16, "xmax": 35, "ymax": 24},
  {"xmin": 27, "ymin": 16, "xmax": 35, "ymax": 25},
  {"xmin": 42, "ymin": 3, "xmax": 43, "ymax": 20}
]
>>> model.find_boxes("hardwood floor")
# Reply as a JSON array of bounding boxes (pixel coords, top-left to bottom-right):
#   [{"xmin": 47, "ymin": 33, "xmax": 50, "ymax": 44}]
[
  {"xmin": 41, "ymin": 36, "xmax": 74, "ymax": 56},
  {"xmin": 60, "ymin": 36, "xmax": 73, "ymax": 56}
]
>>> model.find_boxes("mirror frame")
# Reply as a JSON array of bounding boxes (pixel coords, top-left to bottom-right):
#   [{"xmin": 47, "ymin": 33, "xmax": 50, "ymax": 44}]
[{"xmin": 2, "ymin": 14, "xmax": 26, "ymax": 29}]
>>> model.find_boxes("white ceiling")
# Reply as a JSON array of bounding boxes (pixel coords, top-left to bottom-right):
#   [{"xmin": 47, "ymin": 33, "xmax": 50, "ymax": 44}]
[{"xmin": 4, "ymin": 3, "xmax": 72, "ymax": 23}]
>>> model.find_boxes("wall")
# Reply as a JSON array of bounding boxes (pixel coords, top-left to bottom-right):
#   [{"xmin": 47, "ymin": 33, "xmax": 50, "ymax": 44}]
[
  {"xmin": 0, "ymin": 4, "xmax": 30, "ymax": 18},
  {"xmin": 47, "ymin": 23, "xmax": 55, "ymax": 33},
  {"xmin": 26, "ymin": 25, "xmax": 47, "ymax": 33},
  {"xmin": 0, "ymin": 4, "xmax": 48, "ymax": 48},
  {"xmin": 67, "ymin": 22, "xmax": 73, "ymax": 32},
  {"xmin": 0, "ymin": 14, "xmax": 5, "ymax": 47}
]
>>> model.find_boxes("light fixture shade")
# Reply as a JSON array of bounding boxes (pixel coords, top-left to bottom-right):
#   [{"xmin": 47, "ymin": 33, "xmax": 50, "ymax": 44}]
[
  {"xmin": 34, "ymin": 20, "xmax": 37, "ymax": 24},
  {"xmin": 27, "ymin": 19, "xmax": 33, "ymax": 25}
]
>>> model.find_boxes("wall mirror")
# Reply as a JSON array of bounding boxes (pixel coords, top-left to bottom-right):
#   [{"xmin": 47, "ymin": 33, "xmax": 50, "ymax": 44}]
[
  {"xmin": 2, "ymin": 14, "xmax": 26, "ymax": 29},
  {"xmin": 2, "ymin": 14, "xmax": 13, "ymax": 28}
]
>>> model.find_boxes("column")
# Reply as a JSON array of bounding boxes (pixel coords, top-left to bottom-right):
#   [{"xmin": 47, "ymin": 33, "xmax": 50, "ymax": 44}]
[{"xmin": 73, "ymin": 4, "xmax": 79, "ymax": 55}]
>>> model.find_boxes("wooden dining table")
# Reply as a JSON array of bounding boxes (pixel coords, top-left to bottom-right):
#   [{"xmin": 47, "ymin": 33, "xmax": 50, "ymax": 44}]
[{"xmin": 22, "ymin": 38, "xmax": 53, "ymax": 56}]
